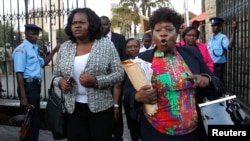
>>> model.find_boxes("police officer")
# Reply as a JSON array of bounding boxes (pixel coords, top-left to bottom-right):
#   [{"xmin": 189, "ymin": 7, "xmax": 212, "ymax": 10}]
[
  {"xmin": 207, "ymin": 17, "xmax": 237, "ymax": 82},
  {"xmin": 12, "ymin": 24, "xmax": 60, "ymax": 141}
]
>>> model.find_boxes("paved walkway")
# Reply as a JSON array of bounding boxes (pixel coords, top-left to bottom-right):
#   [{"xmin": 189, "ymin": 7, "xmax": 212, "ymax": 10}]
[
  {"xmin": 0, "ymin": 119, "xmax": 132, "ymax": 141},
  {"xmin": 0, "ymin": 107, "xmax": 132, "ymax": 141},
  {"xmin": 0, "ymin": 125, "xmax": 65, "ymax": 141},
  {"xmin": 0, "ymin": 66, "xmax": 132, "ymax": 141}
]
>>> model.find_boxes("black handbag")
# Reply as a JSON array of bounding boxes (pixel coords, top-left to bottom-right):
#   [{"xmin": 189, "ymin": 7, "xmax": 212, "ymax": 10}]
[
  {"xmin": 198, "ymin": 81, "xmax": 250, "ymax": 135},
  {"xmin": 45, "ymin": 77, "xmax": 67, "ymax": 140}
]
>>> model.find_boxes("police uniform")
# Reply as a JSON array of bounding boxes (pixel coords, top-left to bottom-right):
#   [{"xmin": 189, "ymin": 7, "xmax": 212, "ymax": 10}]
[
  {"xmin": 207, "ymin": 17, "xmax": 230, "ymax": 82},
  {"xmin": 12, "ymin": 24, "xmax": 43, "ymax": 141}
]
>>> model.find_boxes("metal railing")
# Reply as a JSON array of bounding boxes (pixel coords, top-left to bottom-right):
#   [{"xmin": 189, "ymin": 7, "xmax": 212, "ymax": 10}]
[
  {"xmin": 217, "ymin": 0, "xmax": 250, "ymax": 108},
  {"xmin": 0, "ymin": 0, "xmax": 250, "ymax": 109},
  {"xmin": 0, "ymin": 0, "xmax": 79, "ymax": 101}
]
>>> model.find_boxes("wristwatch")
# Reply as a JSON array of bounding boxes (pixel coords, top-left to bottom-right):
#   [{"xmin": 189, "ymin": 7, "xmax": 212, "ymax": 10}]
[{"xmin": 114, "ymin": 104, "xmax": 119, "ymax": 108}]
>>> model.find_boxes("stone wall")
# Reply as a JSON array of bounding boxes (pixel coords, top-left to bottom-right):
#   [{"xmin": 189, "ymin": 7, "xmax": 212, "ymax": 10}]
[{"xmin": 204, "ymin": 0, "xmax": 216, "ymax": 42}]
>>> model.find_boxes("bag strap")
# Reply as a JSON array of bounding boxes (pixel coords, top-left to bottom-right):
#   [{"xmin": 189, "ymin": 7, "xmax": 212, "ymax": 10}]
[
  {"xmin": 49, "ymin": 76, "xmax": 64, "ymax": 102},
  {"xmin": 212, "ymin": 76, "xmax": 233, "ymax": 97}
]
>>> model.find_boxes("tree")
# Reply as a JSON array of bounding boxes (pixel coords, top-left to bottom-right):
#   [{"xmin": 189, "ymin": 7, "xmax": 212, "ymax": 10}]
[
  {"xmin": 56, "ymin": 28, "xmax": 68, "ymax": 43},
  {"xmin": 111, "ymin": 3, "xmax": 140, "ymax": 38},
  {"xmin": 140, "ymin": 0, "xmax": 173, "ymax": 16},
  {"xmin": 111, "ymin": 0, "xmax": 172, "ymax": 38},
  {"xmin": 119, "ymin": 0, "xmax": 172, "ymax": 16},
  {"xmin": 118, "ymin": 0, "xmax": 140, "ymax": 38},
  {"xmin": 0, "ymin": 22, "xmax": 20, "ymax": 48},
  {"xmin": 37, "ymin": 32, "xmax": 49, "ymax": 46}
]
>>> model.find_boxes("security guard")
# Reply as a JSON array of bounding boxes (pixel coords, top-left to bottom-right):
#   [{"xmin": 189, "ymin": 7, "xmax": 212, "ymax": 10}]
[
  {"xmin": 12, "ymin": 24, "xmax": 60, "ymax": 141},
  {"xmin": 207, "ymin": 17, "xmax": 237, "ymax": 82}
]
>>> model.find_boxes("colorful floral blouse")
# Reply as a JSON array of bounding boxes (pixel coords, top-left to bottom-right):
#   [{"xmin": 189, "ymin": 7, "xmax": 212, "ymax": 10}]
[{"xmin": 146, "ymin": 50, "xmax": 198, "ymax": 135}]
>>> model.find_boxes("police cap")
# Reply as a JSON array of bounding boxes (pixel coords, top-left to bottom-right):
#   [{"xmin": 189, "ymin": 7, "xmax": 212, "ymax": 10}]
[
  {"xmin": 209, "ymin": 17, "xmax": 224, "ymax": 26},
  {"xmin": 24, "ymin": 24, "xmax": 42, "ymax": 32}
]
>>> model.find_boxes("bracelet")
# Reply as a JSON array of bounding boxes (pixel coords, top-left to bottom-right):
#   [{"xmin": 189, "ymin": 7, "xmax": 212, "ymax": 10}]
[
  {"xmin": 114, "ymin": 104, "xmax": 119, "ymax": 108},
  {"xmin": 200, "ymin": 73, "xmax": 211, "ymax": 82}
]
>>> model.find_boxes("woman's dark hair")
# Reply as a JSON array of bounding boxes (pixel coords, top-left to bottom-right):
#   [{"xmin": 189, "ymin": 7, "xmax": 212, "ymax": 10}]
[
  {"xmin": 125, "ymin": 38, "xmax": 140, "ymax": 47},
  {"xmin": 149, "ymin": 7, "xmax": 183, "ymax": 33},
  {"xmin": 182, "ymin": 26, "xmax": 200, "ymax": 39},
  {"xmin": 65, "ymin": 8, "xmax": 102, "ymax": 42}
]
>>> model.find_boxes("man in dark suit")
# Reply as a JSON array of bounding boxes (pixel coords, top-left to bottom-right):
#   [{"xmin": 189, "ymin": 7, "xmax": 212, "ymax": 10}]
[
  {"xmin": 100, "ymin": 15, "xmax": 126, "ymax": 141},
  {"xmin": 100, "ymin": 16, "xmax": 126, "ymax": 61}
]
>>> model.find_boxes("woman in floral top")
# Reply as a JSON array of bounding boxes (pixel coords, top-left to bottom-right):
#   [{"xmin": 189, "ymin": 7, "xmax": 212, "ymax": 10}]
[{"xmin": 123, "ymin": 7, "xmax": 220, "ymax": 141}]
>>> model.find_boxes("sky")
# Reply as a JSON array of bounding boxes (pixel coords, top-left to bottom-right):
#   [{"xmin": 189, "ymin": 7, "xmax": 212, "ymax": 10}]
[
  {"xmin": 170, "ymin": 0, "xmax": 202, "ymax": 15},
  {"xmin": 84, "ymin": 0, "xmax": 115, "ymax": 17},
  {"xmin": 0, "ymin": 0, "xmax": 202, "ymax": 17},
  {"xmin": 0, "ymin": 0, "xmax": 202, "ymax": 31},
  {"xmin": 84, "ymin": 0, "xmax": 202, "ymax": 17},
  {"xmin": 63, "ymin": 0, "xmax": 202, "ymax": 18},
  {"xmin": 85, "ymin": 0, "xmax": 202, "ymax": 17}
]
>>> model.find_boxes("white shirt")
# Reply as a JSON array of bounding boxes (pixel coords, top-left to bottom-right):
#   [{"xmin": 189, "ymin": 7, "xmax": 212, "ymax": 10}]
[
  {"xmin": 73, "ymin": 53, "xmax": 89, "ymax": 103},
  {"xmin": 106, "ymin": 31, "xmax": 112, "ymax": 41},
  {"xmin": 47, "ymin": 45, "xmax": 51, "ymax": 53},
  {"xmin": 139, "ymin": 46, "xmax": 154, "ymax": 53}
]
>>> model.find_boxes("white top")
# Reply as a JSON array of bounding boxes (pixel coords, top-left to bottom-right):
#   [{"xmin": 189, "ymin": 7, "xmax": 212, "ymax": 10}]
[
  {"xmin": 73, "ymin": 53, "xmax": 89, "ymax": 103},
  {"xmin": 139, "ymin": 46, "xmax": 154, "ymax": 53}
]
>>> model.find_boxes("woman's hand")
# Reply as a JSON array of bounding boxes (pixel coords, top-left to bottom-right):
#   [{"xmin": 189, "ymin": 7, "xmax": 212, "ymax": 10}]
[
  {"xmin": 59, "ymin": 77, "xmax": 72, "ymax": 93},
  {"xmin": 135, "ymin": 85, "xmax": 157, "ymax": 104},
  {"xmin": 79, "ymin": 72, "xmax": 96, "ymax": 88},
  {"xmin": 185, "ymin": 74, "xmax": 210, "ymax": 88}
]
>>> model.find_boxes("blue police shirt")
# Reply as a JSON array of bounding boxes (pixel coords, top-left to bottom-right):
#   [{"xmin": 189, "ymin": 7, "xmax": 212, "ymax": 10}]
[
  {"xmin": 207, "ymin": 32, "xmax": 230, "ymax": 63},
  {"xmin": 12, "ymin": 39, "xmax": 45, "ymax": 79}
]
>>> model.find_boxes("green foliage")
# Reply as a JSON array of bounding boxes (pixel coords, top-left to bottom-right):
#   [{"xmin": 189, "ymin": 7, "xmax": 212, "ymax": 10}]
[
  {"xmin": 38, "ymin": 32, "xmax": 49, "ymax": 45},
  {"xmin": 140, "ymin": 0, "xmax": 173, "ymax": 16},
  {"xmin": 111, "ymin": 0, "xmax": 172, "ymax": 37},
  {"xmin": 0, "ymin": 22, "xmax": 20, "ymax": 47},
  {"xmin": 111, "ymin": 0, "xmax": 140, "ymax": 37},
  {"xmin": 37, "ymin": 28, "xmax": 68, "ymax": 47},
  {"xmin": 56, "ymin": 28, "xmax": 68, "ymax": 43}
]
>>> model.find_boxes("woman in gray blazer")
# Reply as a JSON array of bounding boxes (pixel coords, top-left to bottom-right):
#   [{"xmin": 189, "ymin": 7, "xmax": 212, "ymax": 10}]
[{"xmin": 52, "ymin": 8, "xmax": 124, "ymax": 141}]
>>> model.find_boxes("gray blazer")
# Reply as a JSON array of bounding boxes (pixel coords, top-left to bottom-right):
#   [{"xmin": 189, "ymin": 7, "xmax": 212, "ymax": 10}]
[{"xmin": 53, "ymin": 37, "xmax": 124, "ymax": 113}]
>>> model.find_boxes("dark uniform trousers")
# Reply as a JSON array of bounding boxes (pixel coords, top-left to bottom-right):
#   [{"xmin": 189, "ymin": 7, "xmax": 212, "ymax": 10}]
[
  {"xmin": 214, "ymin": 63, "xmax": 225, "ymax": 83},
  {"xmin": 18, "ymin": 78, "xmax": 41, "ymax": 141}
]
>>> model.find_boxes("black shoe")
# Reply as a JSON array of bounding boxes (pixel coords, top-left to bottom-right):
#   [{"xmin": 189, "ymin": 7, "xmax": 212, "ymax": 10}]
[{"xmin": 1, "ymin": 89, "xmax": 6, "ymax": 92}]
